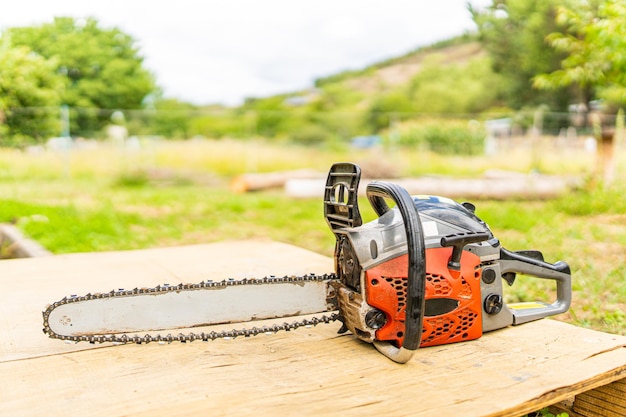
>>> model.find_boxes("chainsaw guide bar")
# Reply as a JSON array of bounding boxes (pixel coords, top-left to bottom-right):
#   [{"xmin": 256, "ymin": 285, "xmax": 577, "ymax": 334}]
[{"xmin": 43, "ymin": 274, "xmax": 339, "ymax": 344}]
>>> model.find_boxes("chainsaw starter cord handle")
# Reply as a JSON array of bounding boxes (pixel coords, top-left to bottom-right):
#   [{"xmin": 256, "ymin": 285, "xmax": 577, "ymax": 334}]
[{"xmin": 366, "ymin": 181, "xmax": 426, "ymax": 363}]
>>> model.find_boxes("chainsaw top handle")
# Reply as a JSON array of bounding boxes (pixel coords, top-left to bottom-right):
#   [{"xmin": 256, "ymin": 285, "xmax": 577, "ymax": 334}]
[{"xmin": 366, "ymin": 181, "xmax": 427, "ymax": 363}]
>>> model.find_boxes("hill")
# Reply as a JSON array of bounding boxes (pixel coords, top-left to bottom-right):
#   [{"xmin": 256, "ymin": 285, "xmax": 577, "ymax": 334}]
[
  {"xmin": 242, "ymin": 35, "xmax": 488, "ymax": 110},
  {"xmin": 316, "ymin": 37, "xmax": 485, "ymax": 97},
  {"xmin": 268, "ymin": 34, "xmax": 494, "ymax": 117},
  {"xmin": 199, "ymin": 36, "xmax": 498, "ymax": 145}
]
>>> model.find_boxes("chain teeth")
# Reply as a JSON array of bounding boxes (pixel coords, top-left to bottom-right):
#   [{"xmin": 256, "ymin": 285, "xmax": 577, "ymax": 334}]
[{"xmin": 42, "ymin": 273, "xmax": 339, "ymax": 345}]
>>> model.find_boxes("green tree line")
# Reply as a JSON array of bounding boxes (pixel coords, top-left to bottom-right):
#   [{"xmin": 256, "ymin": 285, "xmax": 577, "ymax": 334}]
[{"xmin": 0, "ymin": 0, "xmax": 625, "ymax": 148}]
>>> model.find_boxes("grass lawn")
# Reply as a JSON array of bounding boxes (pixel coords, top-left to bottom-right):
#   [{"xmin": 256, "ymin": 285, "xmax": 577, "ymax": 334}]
[{"xmin": 1, "ymin": 139, "xmax": 625, "ymax": 336}]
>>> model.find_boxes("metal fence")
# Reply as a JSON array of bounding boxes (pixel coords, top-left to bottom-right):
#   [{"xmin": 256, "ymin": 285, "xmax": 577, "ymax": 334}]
[{"xmin": 1, "ymin": 107, "xmax": 624, "ymax": 156}]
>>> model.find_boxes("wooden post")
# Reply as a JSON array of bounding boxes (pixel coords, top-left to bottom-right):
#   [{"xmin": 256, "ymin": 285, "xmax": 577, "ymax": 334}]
[
  {"xmin": 598, "ymin": 128, "xmax": 616, "ymax": 185},
  {"xmin": 590, "ymin": 112, "xmax": 617, "ymax": 186}
]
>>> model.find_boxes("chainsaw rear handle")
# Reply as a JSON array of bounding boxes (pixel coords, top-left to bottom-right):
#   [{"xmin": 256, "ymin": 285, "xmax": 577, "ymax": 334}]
[
  {"xmin": 500, "ymin": 248, "xmax": 572, "ymax": 325},
  {"xmin": 366, "ymin": 181, "xmax": 426, "ymax": 363}
]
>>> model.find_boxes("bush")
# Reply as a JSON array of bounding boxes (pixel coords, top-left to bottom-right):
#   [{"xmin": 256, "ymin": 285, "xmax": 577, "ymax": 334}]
[
  {"xmin": 423, "ymin": 124, "xmax": 485, "ymax": 154},
  {"xmin": 289, "ymin": 123, "xmax": 331, "ymax": 145},
  {"xmin": 394, "ymin": 120, "xmax": 485, "ymax": 155}
]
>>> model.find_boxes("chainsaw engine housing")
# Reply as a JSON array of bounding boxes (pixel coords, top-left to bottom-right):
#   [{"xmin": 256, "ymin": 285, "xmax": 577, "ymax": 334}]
[
  {"xmin": 324, "ymin": 163, "xmax": 571, "ymax": 351},
  {"xmin": 334, "ymin": 196, "xmax": 498, "ymax": 348}
]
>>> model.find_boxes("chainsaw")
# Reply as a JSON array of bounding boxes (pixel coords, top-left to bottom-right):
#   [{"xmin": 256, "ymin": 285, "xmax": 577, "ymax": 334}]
[{"xmin": 43, "ymin": 162, "xmax": 572, "ymax": 363}]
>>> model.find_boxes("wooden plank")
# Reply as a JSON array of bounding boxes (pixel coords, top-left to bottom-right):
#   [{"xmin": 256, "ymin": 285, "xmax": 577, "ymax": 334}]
[
  {"xmin": 0, "ymin": 223, "xmax": 52, "ymax": 259},
  {"xmin": 573, "ymin": 378, "xmax": 626, "ymax": 417},
  {"xmin": 1, "ymin": 240, "xmax": 625, "ymax": 417},
  {"xmin": 580, "ymin": 381, "xmax": 626, "ymax": 407},
  {"xmin": 284, "ymin": 174, "xmax": 577, "ymax": 200},
  {"xmin": 230, "ymin": 169, "xmax": 321, "ymax": 192},
  {"xmin": 574, "ymin": 398, "xmax": 624, "ymax": 417}
]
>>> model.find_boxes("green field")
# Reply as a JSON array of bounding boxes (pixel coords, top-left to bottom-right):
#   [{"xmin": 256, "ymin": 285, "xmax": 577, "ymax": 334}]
[{"xmin": 1, "ymin": 139, "xmax": 625, "ymax": 336}]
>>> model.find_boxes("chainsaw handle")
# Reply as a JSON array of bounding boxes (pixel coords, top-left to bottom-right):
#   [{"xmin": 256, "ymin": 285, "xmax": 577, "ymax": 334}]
[
  {"xmin": 499, "ymin": 248, "xmax": 572, "ymax": 325},
  {"xmin": 366, "ymin": 181, "xmax": 426, "ymax": 363}
]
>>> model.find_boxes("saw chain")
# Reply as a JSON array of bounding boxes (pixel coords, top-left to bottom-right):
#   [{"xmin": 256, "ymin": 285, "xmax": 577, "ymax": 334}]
[{"xmin": 42, "ymin": 273, "xmax": 339, "ymax": 344}]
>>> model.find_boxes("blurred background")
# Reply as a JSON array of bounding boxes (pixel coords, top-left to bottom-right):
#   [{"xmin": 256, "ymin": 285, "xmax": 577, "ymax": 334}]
[{"xmin": 0, "ymin": 0, "xmax": 624, "ymax": 336}]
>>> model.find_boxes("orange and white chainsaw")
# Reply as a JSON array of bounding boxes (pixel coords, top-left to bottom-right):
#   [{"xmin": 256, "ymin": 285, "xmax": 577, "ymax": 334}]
[{"xmin": 43, "ymin": 162, "xmax": 572, "ymax": 363}]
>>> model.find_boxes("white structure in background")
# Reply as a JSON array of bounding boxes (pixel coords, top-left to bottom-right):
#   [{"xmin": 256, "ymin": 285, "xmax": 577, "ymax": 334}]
[
  {"xmin": 484, "ymin": 118, "xmax": 512, "ymax": 155},
  {"xmin": 107, "ymin": 110, "xmax": 128, "ymax": 145}
]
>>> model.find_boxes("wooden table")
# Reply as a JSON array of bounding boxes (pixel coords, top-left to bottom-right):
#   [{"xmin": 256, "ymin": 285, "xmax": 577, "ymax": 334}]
[{"xmin": 1, "ymin": 240, "xmax": 625, "ymax": 417}]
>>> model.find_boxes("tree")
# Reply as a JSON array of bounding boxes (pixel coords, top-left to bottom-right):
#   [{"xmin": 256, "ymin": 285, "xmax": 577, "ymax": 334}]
[
  {"xmin": 471, "ymin": 0, "xmax": 576, "ymax": 111},
  {"xmin": 533, "ymin": 0, "xmax": 626, "ymax": 185},
  {"xmin": 533, "ymin": 0, "xmax": 626, "ymax": 112},
  {"xmin": 151, "ymin": 98, "xmax": 196, "ymax": 139},
  {"xmin": 8, "ymin": 17, "xmax": 156, "ymax": 137},
  {"xmin": 241, "ymin": 96, "xmax": 290, "ymax": 138},
  {"xmin": 0, "ymin": 37, "xmax": 63, "ymax": 146},
  {"xmin": 365, "ymin": 90, "xmax": 415, "ymax": 132}
]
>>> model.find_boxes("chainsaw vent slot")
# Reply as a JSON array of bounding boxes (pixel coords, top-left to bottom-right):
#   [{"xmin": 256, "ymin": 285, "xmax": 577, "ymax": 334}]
[
  {"xmin": 421, "ymin": 310, "xmax": 479, "ymax": 346},
  {"xmin": 426, "ymin": 273, "xmax": 452, "ymax": 296},
  {"xmin": 421, "ymin": 316, "xmax": 454, "ymax": 345},
  {"xmin": 383, "ymin": 276, "xmax": 407, "ymax": 312},
  {"xmin": 453, "ymin": 310, "xmax": 478, "ymax": 338}
]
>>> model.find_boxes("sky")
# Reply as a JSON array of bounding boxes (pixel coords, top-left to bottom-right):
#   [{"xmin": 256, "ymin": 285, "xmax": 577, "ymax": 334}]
[{"xmin": 0, "ymin": 0, "xmax": 492, "ymax": 106}]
